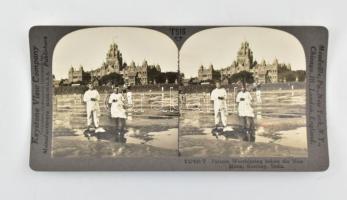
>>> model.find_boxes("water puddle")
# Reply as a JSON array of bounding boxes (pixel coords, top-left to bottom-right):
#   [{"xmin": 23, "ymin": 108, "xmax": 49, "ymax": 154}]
[
  {"xmin": 54, "ymin": 126, "xmax": 178, "ymax": 151},
  {"xmin": 272, "ymin": 127, "xmax": 307, "ymax": 149},
  {"xmin": 182, "ymin": 126, "xmax": 307, "ymax": 150},
  {"xmin": 255, "ymin": 126, "xmax": 308, "ymax": 149},
  {"xmin": 125, "ymin": 128, "xmax": 177, "ymax": 150}
]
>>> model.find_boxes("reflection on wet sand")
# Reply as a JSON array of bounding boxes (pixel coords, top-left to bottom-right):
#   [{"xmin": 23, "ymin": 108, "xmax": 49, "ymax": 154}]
[
  {"xmin": 182, "ymin": 125, "xmax": 306, "ymax": 155},
  {"xmin": 52, "ymin": 116, "xmax": 178, "ymax": 158},
  {"xmin": 179, "ymin": 89, "xmax": 307, "ymax": 157},
  {"xmin": 124, "ymin": 128, "xmax": 177, "ymax": 150},
  {"xmin": 258, "ymin": 127, "xmax": 307, "ymax": 149}
]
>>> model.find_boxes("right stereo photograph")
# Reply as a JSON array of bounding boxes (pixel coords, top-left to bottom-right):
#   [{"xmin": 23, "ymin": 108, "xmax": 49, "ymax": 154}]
[{"xmin": 178, "ymin": 27, "xmax": 307, "ymax": 158}]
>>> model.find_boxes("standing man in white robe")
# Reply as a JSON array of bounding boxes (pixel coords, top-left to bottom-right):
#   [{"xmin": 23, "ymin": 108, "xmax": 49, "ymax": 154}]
[
  {"xmin": 255, "ymin": 83, "xmax": 262, "ymax": 104},
  {"xmin": 83, "ymin": 84, "xmax": 100, "ymax": 130},
  {"xmin": 210, "ymin": 81, "xmax": 228, "ymax": 129},
  {"xmin": 108, "ymin": 87, "xmax": 127, "ymax": 141},
  {"xmin": 126, "ymin": 86, "xmax": 133, "ymax": 105},
  {"xmin": 236, "ymin": 84, "xmax": 255, "ymax": 141},
  {"xmin": 126, "ymin": 86, "xmax": 133, "ymax": 121}
]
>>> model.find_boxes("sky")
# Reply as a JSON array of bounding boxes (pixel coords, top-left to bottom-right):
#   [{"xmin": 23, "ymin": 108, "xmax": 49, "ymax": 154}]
[
  {"xmin": 53, "ymin": 27, "xmax": 178, "ymax": 79},
  {"xmin": 53, "ymin": 27, "xmax": 306, "ymax": 80},
  {"xmin": 180, "ymin": 27, "xmax": 306, "ymax": 78}
]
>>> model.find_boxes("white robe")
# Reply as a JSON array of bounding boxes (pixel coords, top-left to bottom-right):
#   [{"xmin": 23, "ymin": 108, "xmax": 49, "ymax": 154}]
[
  {"xmin": 83, "ymin": 89, "xmax": 100, "ymax": 127},
  {"xmin": 256, "ymin": 89, "xmax": 262, "ymax": 103},
  {"xmin": 127, "ymin": 91, "xmax": 133, "ymax": 105},
  {"xmin": 108, "ymin": 93, "xmax": 127, "ymax": 119},
  {"xmin": 211, "ymin": 88, "xmax": 228, "ymax": 126},
  {"xmin": 236, "ymin": 91, "xmax": 254, "ymax": 117},
  {"xmin": 211, "ymin": 88, "xmax": 227, "ymax": 110},
  {"xmin": 83, "ymin": 89, "xmax": 100, "ymax": 111}
]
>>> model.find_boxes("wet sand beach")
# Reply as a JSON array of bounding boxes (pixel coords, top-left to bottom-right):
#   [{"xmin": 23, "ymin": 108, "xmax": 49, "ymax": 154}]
[{"xmin": 179, "ymin": 89, "xmax": 307, "ymax": 157}]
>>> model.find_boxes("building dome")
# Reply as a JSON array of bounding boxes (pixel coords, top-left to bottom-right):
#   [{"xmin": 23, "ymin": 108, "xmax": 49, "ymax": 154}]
[
  {"xmin": 142, "ymin": 60, "xmax": 148, "ymax": 66},
  {"xmin": 273, "ymin": 58, "xmax": 279, "ymax": 65},
  {"xmin": 130, "ymin": 61, "xmax": 136, "ymax": 67}
]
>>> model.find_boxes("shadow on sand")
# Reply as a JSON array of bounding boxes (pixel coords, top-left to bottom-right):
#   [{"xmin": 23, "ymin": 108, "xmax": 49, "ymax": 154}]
[{"xmin": 211, "ymin": 126, "xmax": 256, "ymax": 142}]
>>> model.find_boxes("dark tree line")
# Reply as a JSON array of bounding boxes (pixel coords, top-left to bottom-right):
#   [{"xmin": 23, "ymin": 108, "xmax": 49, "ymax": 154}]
[
  {"xmin": 148, "ymin": 68, "xmax": 178, "ymax": 84},
  {"xmin": 279, "ymin": 70, "xmax": 306, "ymax": 82},
  {"xmin": 98, "ymin": 73, "xmax": 125, "ymax": 86},
  {"xmin": 228, "ymin": 71, "xmax": 255, "ymax": 84},
  {"xmin": 92, "ymin": 71, "xmax": 178, "ymax": 86}
]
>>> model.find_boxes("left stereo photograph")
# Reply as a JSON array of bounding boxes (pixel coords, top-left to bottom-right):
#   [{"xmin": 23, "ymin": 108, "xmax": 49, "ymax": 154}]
[
  {"xmin": 52, "ymin": 27, "xmax": 179, "ymax": 158},
  {"xmin": 30, "ymin": 27, "xmax": 180, "ymax": 167}
]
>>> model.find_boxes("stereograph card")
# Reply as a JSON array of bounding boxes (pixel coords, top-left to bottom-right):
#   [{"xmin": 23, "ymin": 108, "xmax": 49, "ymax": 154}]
[{"xmin": 29, "ymin": 26, "xmax": 329, "ymax": 171}]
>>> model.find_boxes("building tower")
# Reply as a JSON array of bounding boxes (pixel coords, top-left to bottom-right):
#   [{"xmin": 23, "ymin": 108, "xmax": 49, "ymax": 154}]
[
  {"xmin": 68, "ymin": 65, "xmax": 84, "ymax": 84},
  {"xmin": 105, "ymin": 42, "xmax": 123, "ymax": 72},
  {"xmin": 236, "ymin": 41, "xmax": 254, "ymax": 69}
]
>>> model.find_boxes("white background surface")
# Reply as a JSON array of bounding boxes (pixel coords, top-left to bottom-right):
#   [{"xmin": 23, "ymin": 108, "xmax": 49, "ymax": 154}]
[{"xmin": 0, "ymin": 0, "xmax": 346, "ymax": 199}]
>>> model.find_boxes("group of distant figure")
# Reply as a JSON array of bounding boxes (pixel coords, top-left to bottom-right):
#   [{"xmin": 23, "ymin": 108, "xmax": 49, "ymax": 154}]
[{"xmin": 82, "ymin": 84, "xmax": 133, "ymax": 142}]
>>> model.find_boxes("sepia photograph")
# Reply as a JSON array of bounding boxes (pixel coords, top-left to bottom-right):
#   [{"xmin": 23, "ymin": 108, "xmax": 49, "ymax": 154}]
[
  {"xmin": 1, "ymin": 0, "xmax": 339, "ymax": 197},
  {"xmin": 29, "ymin": 25, "xmax": 329, "ymax": 171},
  {"xmin": 179, "ymin": 27, "xmax": 307, "ymax": 157},
  {"xmin": 52, "ymin": 27, "xmax": 179, "ymax": 158}
]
